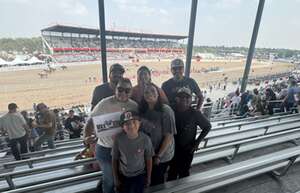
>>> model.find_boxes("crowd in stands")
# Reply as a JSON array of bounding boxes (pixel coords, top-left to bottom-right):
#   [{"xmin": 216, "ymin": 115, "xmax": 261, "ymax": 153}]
[
  {"xmin": 1, "ymin": 58, "xmax": 300, "ymax": 193},
  {"xmin": 214, "ymin": 74, "xmax": 300, "ymax": 118},
  {"xmin": 44, "ymin": 35, "xmax": 184, "ymax": 63},
  {"xmin": 43, "ymin": 35, "xmax": 180, "ymax": 50}
]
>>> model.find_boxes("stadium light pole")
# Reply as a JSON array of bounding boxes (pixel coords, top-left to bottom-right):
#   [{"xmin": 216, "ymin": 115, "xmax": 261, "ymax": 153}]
[
  {"xmin": 240, "ymin": 0, "xmax": 265, "ymax": 93},
  {"xmin": 185, "ymin": 0, "xmax": 198, "ymax": 78},
  {"xmin": 98, "ymin": 0, "xmax": 108, "ymax": 83}
]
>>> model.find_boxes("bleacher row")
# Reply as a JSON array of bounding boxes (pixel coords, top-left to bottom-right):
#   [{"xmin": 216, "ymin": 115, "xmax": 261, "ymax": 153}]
[
  {"xmin": 1, "ymin": 112, "xmax": 300, "ymax": 193},
  {"xmin": 43, "ymin": 36, "xmax": 180, "ymax": 50}
]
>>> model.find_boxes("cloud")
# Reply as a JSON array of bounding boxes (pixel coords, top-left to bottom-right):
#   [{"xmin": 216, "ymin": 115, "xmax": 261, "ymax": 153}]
[
  {"xmin": 112, "ymin": 0, "xmax": 169, "ymax": 16},
  {"xmin": 200, "ymin": 0, "xmax": 241, "ymax": 10},
  {"xmin": 58, "ymin": 0, "xmax": 88, "ymax": 16}
]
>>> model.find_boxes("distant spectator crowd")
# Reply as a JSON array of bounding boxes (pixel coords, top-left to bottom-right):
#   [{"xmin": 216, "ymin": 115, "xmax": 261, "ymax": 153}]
[{"xmin": 1, "ymin": 57, "xmax": 300, "ymax": 193}]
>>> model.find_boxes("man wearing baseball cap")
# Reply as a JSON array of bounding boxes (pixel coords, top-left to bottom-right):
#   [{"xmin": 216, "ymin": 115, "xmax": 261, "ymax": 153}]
[
  {"xmin": 161, "ymin": 58, "xmax": 204, "ymax": 110},
  {"xmin": 0, "ymin": 103, "xmax": 29, "ymax": 160},
  {"xmin": 167, "ymin": 87, "xmax": 211, "ymax": 180},
  {"xmin": 91, "ymin": 63, "xmax": 125, "ymax": 110}
]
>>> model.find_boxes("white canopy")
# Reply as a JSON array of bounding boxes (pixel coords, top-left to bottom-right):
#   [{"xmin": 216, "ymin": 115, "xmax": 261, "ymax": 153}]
[
  {"xmin": 0, "ymin": 58, "xmax": 8, "ymax": 65},
  {"xmin": 10, "ymin": 57, "xmax": 30, "ymax": 66},
  {"xmin": 27, "ymin": 56, "xmax": 44, "ymax": 64}
]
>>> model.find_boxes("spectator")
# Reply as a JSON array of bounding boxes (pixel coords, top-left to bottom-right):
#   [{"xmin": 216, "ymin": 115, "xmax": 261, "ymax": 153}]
[
  {"xmin": 33, "ymin": 103, "xmax": 57, "ymax": 151},
  {"xmin": 91, "ymin": 63, "xmax": 125, "ymax": 110},
  {"xmin": 84, "ymin": 78, "xmax": 138, "ymax": 193},
  {"xmin": 139, "ymin": 83, "xmax": 176, "ymax": 186},
  {"xmin": 0, "ymin": 103, "xmax": 28, "ymax": 160},
  {"xmin": 112, "ymin": 111, "xmax": 153, "ymax": 193},
  {"xmin": 64, "ymin": 110, "xmax": 84, "ymax": 139},
  {"xmin": 162, "ymin": 59, "xmax": 204, "ymax": 110},
  {"xmin": 265, "ymin": 88, "xmax": 277, "ymax": 115},
  {"xmin": 283, "ymin": 79, "xmax": 300, "ymax": 112},
  {"xmin": 20, "ymin": 110, "xmax": 37, "ymax": 152},
  {"xmin": 131, "ymin": 66, "xmax": 168, "ymax": 105},
  {"xmin": 252, "ymin": 88, "xmax": 265, "ymax": 115},
  {"xmin": 168, "ymin": 88, "xmax": 211, "ymax": 180}
]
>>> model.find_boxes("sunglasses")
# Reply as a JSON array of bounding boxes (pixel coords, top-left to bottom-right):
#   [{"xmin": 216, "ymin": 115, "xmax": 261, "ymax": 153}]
[{"xmin": 117, "ymin": 87, "xmax": 131, "ymax": 94}]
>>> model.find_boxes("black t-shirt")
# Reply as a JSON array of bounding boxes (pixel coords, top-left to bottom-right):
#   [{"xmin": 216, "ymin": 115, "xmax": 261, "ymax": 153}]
[
  {"xmin": 174, "ymin": 108, "xmax": 211, "ymax": 150},
  {"xmin": 162, "ymin": 77, "xmax": 202, "ymax": 108},
  {"xmin": 64, "ymin": 115, "xmax": 83, "ymax": 136},
  {"xmin": 91, "ymin": 83, "xmax": 114, "ymax": 110}
]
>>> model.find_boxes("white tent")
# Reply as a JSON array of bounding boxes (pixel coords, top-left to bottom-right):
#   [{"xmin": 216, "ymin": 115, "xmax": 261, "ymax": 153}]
[
  {"xmin": 0, "ymin": 58, "xmax": 8, "ymax": 65},
  {"xmin": 27, "ymin": 56, "xmax": 44, "ymax": 64},
  {"xmin": 10, "ymin": 57, "xmax": 30, "ymax": 66}
]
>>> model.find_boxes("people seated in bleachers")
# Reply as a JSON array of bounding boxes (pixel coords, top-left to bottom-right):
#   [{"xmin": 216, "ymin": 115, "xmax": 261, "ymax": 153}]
[
  {"xmin": 0, "ymin": 103, "xmax": 29, "ymax": 160},
  {"xmin": 168, "ymin": 88, "xmax": 211, "ymax": 181},
  {"xmin": 265, "ymin": 88, "xmax": 277, "ymax": 115},
  {"xmin": 283, "ymin": 79, "xmax": 300, "ymax": 113},
  {"xmin": 251, "ymin": 88, "xmax": 265, "ymax": 115},
  {"xmin": 64, "ymin": 110, "xmax": 84, "ymax": 139}
]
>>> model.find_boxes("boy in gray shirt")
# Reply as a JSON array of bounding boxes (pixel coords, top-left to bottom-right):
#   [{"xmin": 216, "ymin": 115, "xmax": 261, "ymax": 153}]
[{"xmin": 112, "ymin": 111, "xmax": 153, "ymax": 193}]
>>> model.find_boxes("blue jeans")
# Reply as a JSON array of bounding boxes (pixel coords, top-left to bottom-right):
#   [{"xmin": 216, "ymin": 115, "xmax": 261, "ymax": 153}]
[
  {"xmin": 34, "ymin": 134, "xmax": 55, "ymax": 151},
  {"xmin": 10, "ymin": 134, "xmax": 28, "ymax": 160},
  {"xmin": 96, "ymin": 144, "xmax": 115, "ymax": 193},
  {"xmin": 119, "ymin": 173, "xmax": 146, "ymax": 193}
]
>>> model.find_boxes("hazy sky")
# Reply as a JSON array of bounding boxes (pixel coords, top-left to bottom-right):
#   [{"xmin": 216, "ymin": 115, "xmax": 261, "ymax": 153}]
[{"xmin": 1, "ymin": 0, "xmax": 300, "ymax": 50}]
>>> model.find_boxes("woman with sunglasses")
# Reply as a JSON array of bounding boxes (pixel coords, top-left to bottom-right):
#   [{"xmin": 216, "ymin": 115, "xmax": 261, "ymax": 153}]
[
  {"xmin": 84, "ymin": 78, "xmax": 138, "ymax": 193},
  {"xmin": 139, "ymin": 83, "xmax": 176, "ymax": 186}
]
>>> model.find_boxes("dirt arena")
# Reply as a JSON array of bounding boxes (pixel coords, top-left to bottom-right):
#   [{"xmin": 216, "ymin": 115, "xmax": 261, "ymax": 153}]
[{"xmin": 0, "ymin": 59, "xmax": 294, "ymax": 112}]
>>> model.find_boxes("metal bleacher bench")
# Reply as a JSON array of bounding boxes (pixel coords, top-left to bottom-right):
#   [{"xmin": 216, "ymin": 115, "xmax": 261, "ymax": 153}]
[
  {"xmin": 4, "ymin": 146, "xmax": 300, "ymax": 193},
  {"xmin": 147, "ymin": 146, "xmax": 300, "ymax": 193},
  {"xmin": 21, "ymin": 143, "xmax": 84, "ymax": 159},
  {"xmin": 2, "ymin": 115, "xmax": 300, "ymax": 192},
  {"xmin": 0, "ymin": 158, "xmax": 97, "ymax": 192},
  {"xmin": 214, "ymin": 112, "xmax": 299, "ymax": 128},
  {"xmin": 6, "ymin": 114, "xmax": 300, "ymax": 169}
]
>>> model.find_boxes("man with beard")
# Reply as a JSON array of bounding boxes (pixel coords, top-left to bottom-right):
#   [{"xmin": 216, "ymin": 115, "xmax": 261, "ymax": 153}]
[
  {"xmin": 91, "ymin": 63, "xmax": 125, "ymax": 110},
  {"xmin": 162, "ymin": 59, "xmax": 204, "ymax": 110},
  {"xmin": 167, "ymin": 87, "xmax": 211, "ymax": 180}
]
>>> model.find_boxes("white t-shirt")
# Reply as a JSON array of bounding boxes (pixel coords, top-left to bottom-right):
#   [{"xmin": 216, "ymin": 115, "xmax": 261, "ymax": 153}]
[
  {"xmin": 90, "ymin": 96, "xmax": 138, "ymax": 147},
  {"xmin": 0, "ymin": 112, "xmax": 27, "ymax": 139}
]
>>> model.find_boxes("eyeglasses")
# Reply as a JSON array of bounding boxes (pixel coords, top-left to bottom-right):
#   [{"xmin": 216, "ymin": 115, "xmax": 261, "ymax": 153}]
[{"xmin": 117, "ymin": 87, "xmax": 131, "ymax": 94}]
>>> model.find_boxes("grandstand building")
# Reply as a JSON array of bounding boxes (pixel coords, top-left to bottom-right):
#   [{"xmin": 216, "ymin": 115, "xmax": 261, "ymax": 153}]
[{"xmin": 41, "ymin": 24, "xmax": 187, "ymax": 63}]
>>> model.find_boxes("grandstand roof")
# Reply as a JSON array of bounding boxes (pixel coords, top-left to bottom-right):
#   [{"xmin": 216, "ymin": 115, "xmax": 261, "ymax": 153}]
[{"xmin": 41, "ymin": 24, "xmax": 187, "ymax": 40}]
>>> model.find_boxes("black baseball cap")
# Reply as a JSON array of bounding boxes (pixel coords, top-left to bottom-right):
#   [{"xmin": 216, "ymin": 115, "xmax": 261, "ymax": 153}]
[
  {"xmin": 110, "ymin": 63, "xmax": 125, "ymax": 73},
  {"xmin": 171, "ymin": 58, "xmax": 184, "ymax": 68},
  {"xmin": 176, "ymin": 87, "xmax": 192, "ymax": 97},
  {"xmin": 120, "ymin": 111, "xmax": 140, "ymax": 125}
]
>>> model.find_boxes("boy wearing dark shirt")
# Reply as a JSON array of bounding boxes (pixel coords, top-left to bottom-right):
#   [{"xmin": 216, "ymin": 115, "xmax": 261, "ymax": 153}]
[
  {"xmin": 167, "ymin": 87, "xmax": 211, "ymax": 180},
  {"xmin": 112, "ymin": 111, "xmax": 153, "ymax": 193}
]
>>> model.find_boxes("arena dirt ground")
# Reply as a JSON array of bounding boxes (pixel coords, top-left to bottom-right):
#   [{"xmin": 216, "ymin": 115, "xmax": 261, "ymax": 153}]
[{"xmin": 0, "ymin": 59, "xmax": 294, "ymax": 112}]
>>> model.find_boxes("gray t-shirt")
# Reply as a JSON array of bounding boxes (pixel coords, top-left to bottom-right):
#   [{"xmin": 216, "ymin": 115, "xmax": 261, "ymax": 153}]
[
  {"xmin": 90, "ymin": 96, "xmax": 138, "ymax": 147},
  {"xmin": 112, "ymin": 131, "xmax": 154, "ymax": 177},
  {"xmin": 140, "ymin": 104, "xmax": 176, "ymax": 163},
  {"xmin": 0, "ymin": 112, "xmax": 27, "ymax": 139}
]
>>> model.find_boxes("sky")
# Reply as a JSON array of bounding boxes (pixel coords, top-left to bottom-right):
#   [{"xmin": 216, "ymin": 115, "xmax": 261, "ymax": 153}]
[{"xmin": 0, "ymin": 0, "xmax": 300, "ymax": 50}]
